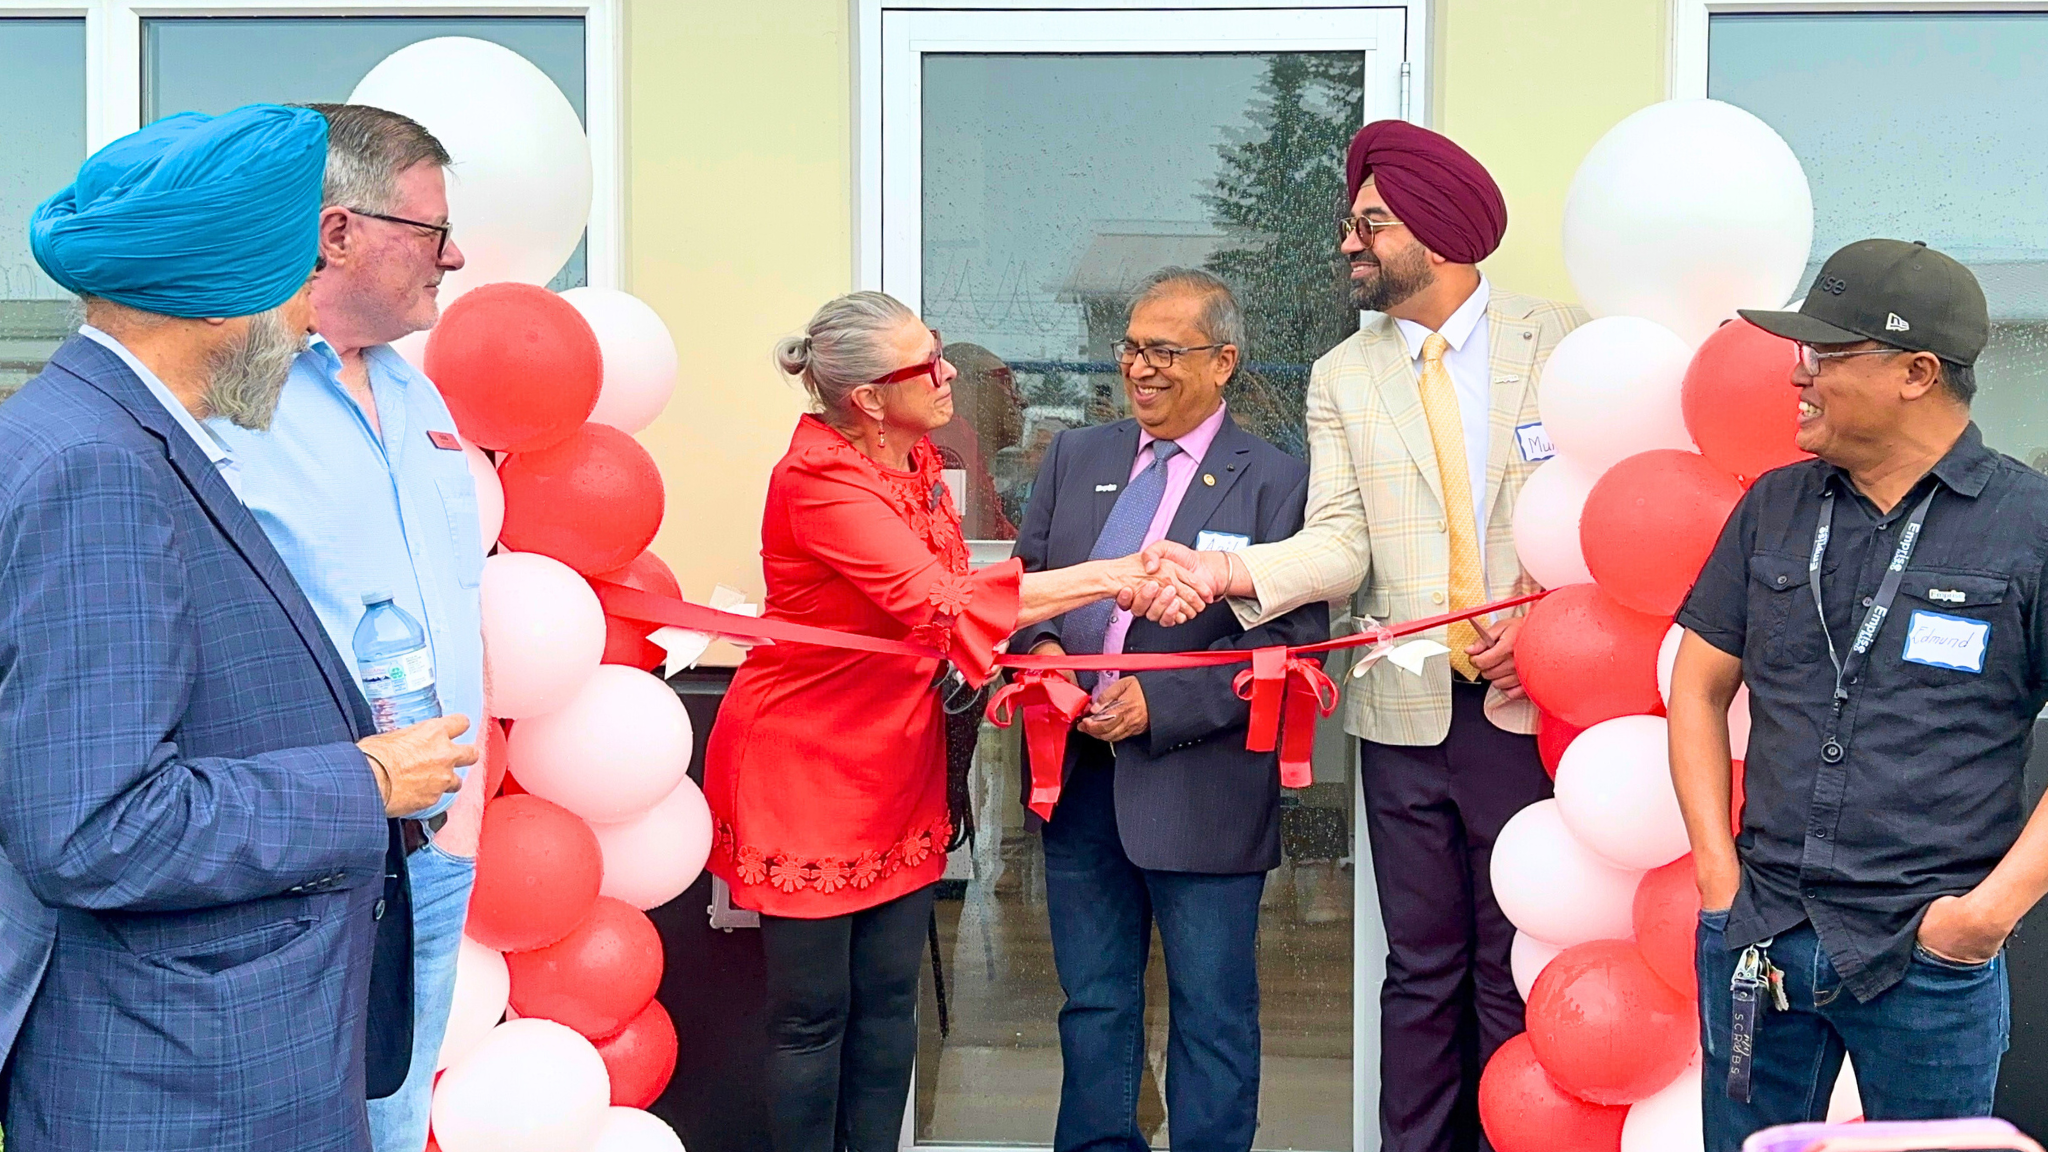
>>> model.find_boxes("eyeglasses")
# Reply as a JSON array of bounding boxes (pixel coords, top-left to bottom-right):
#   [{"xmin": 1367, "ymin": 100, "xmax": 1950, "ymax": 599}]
[
  {"xmin": 1112, "ymin": 339, "xmax": 1226, "ymax": 369},
  {"xmin": 348, "ymin": 208, "xmax": 453, "ymax": 260},
  {"xmin": 1338, "ymin": 214, "xmax": 1406, "ymax": 243},
  {"xmin": 1795, "ymin": 342, "xmax": 1905, "ymax": 375},
  {"xmin": 870, "ymin": 329, "xmax": 945, "ymax": 386}
]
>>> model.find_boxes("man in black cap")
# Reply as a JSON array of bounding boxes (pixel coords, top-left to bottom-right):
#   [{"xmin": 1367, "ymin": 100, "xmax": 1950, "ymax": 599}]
[{"xmin": 1669, "ymin": 238, "xmax": 2048, "ymax": 1151}]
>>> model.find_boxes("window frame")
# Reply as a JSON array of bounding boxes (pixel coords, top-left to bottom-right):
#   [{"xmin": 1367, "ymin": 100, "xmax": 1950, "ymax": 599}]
[
  {"xmin": 1669, "ymin": 0, "xmax": 2048, "ymax": 99},
  {"xmin": 0, "ymin": 0, "xmax": 622, "ymax": 290}
]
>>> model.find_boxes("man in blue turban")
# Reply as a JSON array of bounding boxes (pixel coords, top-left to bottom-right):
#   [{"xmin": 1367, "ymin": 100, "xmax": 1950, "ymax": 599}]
[{"xmin": 0, "ymin": 104, "xmax": 472, "ymax": 1152}]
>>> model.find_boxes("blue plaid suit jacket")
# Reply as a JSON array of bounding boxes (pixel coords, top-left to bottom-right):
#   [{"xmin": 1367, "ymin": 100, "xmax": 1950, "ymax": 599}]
[{"xmin": 0, "ymin": 336, "xmax": 394, "ymax": 1151}]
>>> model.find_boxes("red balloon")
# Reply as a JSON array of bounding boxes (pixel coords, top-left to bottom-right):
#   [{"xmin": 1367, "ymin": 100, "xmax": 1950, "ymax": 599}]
[
  {"xmin": 506, "ymin": 897, "xmax": 664, "ymax": 1039},
  {"xmin": 593, "ymin": 550, "xmax": 682, "ymax": 671},
  {"xmin": 497, "ymin": 424, "xmax": 666, "ymax": 575},
  {"xmin": 1633, "ymin": 856, "xmax": 1701, "ymax": 998},
  {"xmin": 1479, "ymin": 1032, "xmax": 1627, "ymax": 1152},
  {"xmin": 482, "ymin": 717, "xmax": 509, "ymax": 800},
  {"xmin": 467, "ymin": 795, "xmax": 603, "ymax": 952},
  {"xmin": 1525, "ymin": 939, "xmax": 1697, "ymax": 1105},
  {"xmin": 1537, "ymin": 711, "xmax": 1583, "ymax": 780},
  {"xmin": 1682, "ymin": 319, "xmax": 1813, "ymax": 485},
  {"xmin": 1732, "ymin": 757, "xmax": 1747, "ymax": 836},
  {"xmin": 1517, "ymin": 585, "xmax": 1669, "ymax": 729},
  {"xmin": 595, "ymin": 997, "xmax": 680, "ymax": 1108},
  {"xmin": 500, "ymin": 768, "xmax": 528, "ymax": 797},
  {"xmin": 1580, "ymin": 450, "xmax": 1744, "ymax": 617},
  {"xmin": 424, "ymin": 283, "xmax": 602, "ymax": 453}
]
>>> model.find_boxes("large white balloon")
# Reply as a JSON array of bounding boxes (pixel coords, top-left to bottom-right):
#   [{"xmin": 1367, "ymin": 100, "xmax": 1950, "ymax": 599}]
[
  {"xmin": 437, "ymin": 935, "xmax": 510, "ymax": 1073},
  {"xmin": 592, "ymin": 775, "xmax": 716, "ymax": 910},
  {"xmin": 508, "ymin": 665, "xmax": 695, "ymax": 822},
  {"xmin": 1538, "ymin": 317, "xmax": 1696, "ymax": 475},
  {"xmin": 589, "ymin": 1107, "xmax": 687, "ymax": 1152},
  {"xmin": 1555, "ymin": 715, "xmax": 1691, "ymax": 871},
  {"xmin": 1490, "ymin": 799, "xmax": 1644, "ymax": 946},
  {"xmin": 1564, "ymin": 99, "xmax": 1813, "ymax": 346},
  {"xmin": 1512, "ymin": 457, "xmax": 1600, "ymax": 590},
  {"xmin": 1657, "ymin": 624, "xmax": 1752, "ymax": 759},
  {"xmin": 461, "ymin": 435, "xmax": 504, "ymax": 553},
  {"xmin": 562, "ymin": 288, "xmax": 679, "ymax": 434},
  {"xmin": 1620, "ymin": 1057, "xmax": 1703, "ymax": 1152},
  {"xmin": 432, "ymin": 1018, "xmax": 612, "ymax": 1152},
  {"xmin": 1510, "ymin": 931, "xmax": 1563, "ymax": 1002},
  {"xmin": 482, "ymin": 552, "xmax": 606, "ymax": 718},
  {"xmin": 350, "ymin": 37, "xmax": 592, "ymax": 300}
]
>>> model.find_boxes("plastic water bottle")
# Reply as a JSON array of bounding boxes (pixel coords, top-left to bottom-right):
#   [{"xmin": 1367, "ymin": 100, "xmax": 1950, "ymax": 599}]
[{"xmin": 353, "ymin": 591, "xmax": 442, "ymax": 733}]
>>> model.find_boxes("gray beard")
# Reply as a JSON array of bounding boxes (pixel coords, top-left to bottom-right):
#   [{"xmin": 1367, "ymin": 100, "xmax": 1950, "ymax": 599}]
[
  {"xmin": 1348, "ymin": 245, "xmax": 1436, "ymax": 314},
  {"xmin": 204, "ymin": 307, "xmax": 304, "ymax": 431}
]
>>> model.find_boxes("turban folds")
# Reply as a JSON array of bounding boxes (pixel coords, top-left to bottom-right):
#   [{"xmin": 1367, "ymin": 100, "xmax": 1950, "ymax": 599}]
[
  {"xmin": 30, "ymin": 104, "xmax": 328, "ymax": 319},
  {"xmin": 1345, "ymin": 120, "xmax": 1507, "ymax": 265}
]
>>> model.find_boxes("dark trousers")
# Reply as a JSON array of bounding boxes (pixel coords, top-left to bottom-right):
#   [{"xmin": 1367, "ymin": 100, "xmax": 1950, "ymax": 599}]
[
  {"xmin": 1041, "ymin": 743, "xmax": 1267, "ymax": 1152},
  {"xmin": 1697, "ymin": 915, "xmax": 2008, "ymax": 1152},
  {"xmin": 759, "ymin": 883, "xmax": 937, "ymax": 1152},
  {"xmin": 1360, "ymin": 680, "xmax": 1552, "ymax": 1152}
]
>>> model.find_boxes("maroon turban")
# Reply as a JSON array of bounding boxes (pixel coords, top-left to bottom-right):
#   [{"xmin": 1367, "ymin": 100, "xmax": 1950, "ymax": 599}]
[{"xmin": 1345, "ymin": 120, "xmax": 1508, "ymax": 264}]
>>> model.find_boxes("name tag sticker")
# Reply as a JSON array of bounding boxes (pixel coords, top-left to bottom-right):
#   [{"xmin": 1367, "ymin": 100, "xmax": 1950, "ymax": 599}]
[
  {"xmin": 426, "ymin": 430, "xmax": 463, "ymax": 451},
  {"xmin": 1196, "ymin": 530, "xmax": 1251, "ymax": 553},
  {"xmin": 1514, "ymin": 421, "xmax": 1556, "ymax": 463},
  {"xmin": 1902, "ymin": 610, "xmax": 1989, "ymax": 673}
]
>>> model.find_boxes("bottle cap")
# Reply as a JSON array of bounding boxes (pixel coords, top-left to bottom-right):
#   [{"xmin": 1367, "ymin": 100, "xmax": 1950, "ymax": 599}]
[{"xmin": 360, "ymin": 590, "xmax": 394, "ymax": 606}]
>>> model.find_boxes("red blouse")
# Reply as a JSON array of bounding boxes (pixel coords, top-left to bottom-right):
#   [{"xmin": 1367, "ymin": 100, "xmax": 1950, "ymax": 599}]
[{"xmin": 703, "ymin": 416, "xmax": 1023, "ymax": 918}]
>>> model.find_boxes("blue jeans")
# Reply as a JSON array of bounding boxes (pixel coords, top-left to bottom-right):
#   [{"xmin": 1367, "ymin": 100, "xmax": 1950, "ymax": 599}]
[
  {"xmin": 367, "ymin": 841, "xmax": 476, "ymax": 1152},
  {"xmin": 1041, "ymin": 751, "xmax": 1266, "ymax": 1152},
  {"xmin": 1697, "ymin": 912, "xmax": 2008, "ymax": 1152}
]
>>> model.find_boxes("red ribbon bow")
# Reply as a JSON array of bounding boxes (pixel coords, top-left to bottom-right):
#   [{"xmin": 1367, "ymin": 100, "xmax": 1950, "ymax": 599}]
[
  {"xmin": 986, "ymin": 669, "xmax": 1093, "ymax": 821},
  {"xmin": 1233, "ymin": 647, "xmax": 1340, "ymax": 789}
]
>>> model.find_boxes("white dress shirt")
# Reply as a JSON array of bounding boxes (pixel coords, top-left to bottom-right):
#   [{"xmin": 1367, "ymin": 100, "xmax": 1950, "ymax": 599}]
[
  {"xmin": 1393, "ymin": 277, "xmax": 1491, "ymax": 561},
  {"xmin": 79, "ymin": 325, "xmax": 242, "ymax": 499}
]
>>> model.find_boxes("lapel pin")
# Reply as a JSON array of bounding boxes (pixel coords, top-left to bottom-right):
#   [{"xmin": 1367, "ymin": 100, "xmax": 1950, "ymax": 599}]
[{"xmin": 1203, "ymin": 474, "xmax": 1216, "ymax": 487}]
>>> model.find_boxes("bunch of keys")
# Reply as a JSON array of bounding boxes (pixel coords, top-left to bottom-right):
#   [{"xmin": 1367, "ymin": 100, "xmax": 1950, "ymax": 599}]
[
  {"xmin": 1726, "ymin": 940, "xmax": 1788, "ymax": 1103},
  {"xmin": 1734, "ymin": 943, "xmax": 1790, "ymax": 1011}
]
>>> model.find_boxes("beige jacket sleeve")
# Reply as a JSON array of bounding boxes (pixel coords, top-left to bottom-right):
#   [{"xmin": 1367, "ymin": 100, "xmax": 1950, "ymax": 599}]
[{"xmin": 1228, "ymin": 357, "xmax": 1367, "ymax": 627}]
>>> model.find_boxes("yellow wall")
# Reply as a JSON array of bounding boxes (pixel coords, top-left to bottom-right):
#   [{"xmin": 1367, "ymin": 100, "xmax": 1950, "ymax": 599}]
[{"xmin": 623, "ymin": 0, "xmax": 1664, "ymax": 657}]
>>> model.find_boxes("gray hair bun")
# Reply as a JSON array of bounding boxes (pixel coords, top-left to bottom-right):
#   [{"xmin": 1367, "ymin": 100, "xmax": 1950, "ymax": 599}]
[{"xmin": 773, "ymin": 335, "xmax": 813, "ymax": 377}]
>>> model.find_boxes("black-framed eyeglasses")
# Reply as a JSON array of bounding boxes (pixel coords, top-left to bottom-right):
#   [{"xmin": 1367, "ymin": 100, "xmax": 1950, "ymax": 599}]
[
  {"xmin": 1338, "ymin": 214, "xmax": 1406, "ymax": 243},
  {"xmin": 1112, "ymin": 339, "xmax": 1226, "ymax": 369},
  {"xmin": 870, "ymin": 328, "xmax": 945, "ymax": 386},
  {"xmin": 348, "ymin": 208, "xmax": 453, "ymax": 259}
]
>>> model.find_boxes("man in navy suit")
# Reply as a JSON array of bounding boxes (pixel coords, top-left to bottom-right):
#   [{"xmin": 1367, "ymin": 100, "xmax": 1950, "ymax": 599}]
[
  {"xmin": 1013, "ymin": 268, "xmax": 1329, "ymax": 1152},
  {"xmin": 0, "ymin": 105, "xmax": 472, "ymax": 1151}
]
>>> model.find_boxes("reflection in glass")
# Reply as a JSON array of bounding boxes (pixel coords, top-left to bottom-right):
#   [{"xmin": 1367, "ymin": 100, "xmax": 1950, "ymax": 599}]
[
  {"xmin": 1708, "ymin": 13, "xmax": 2048, "ymax": 466},
  {"xmin": 0, "ymin": 19, "xmax": 86, "ymax": 399},
  {"xmin": 143, "ymin": 17, "xmax": 588, "ymax": 291}
]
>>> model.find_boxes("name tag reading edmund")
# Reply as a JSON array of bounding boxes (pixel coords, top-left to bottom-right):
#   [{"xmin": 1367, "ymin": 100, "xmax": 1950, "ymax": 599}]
[
  {"xmin": 1902, "ymin": 610, "xmax": 1989, "ymax": 673},
  {"xmin": 1514, "ymin": 421, "xmax": 1556, "ymax": 463}
]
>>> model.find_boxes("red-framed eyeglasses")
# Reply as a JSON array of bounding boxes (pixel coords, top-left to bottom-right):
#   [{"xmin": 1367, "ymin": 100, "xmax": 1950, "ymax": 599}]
[{"xmin": 869, "ymin": 329, "xmax": 945, "ymax": 386}]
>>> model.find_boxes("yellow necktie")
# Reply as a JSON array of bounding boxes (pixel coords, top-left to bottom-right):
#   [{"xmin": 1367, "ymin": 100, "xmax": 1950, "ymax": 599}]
[{"xmin": 1418, "ymin": 333, "xmax": 1485, "ymax": 680}]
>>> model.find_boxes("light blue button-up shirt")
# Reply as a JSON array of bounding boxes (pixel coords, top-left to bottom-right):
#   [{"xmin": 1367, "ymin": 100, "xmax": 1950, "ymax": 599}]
[{"xmin": 211, "ymin": 337, "xmax": 486, "ymax": 817}]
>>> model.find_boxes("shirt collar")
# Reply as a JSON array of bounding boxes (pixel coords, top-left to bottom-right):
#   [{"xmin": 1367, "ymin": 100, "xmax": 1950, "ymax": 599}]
[
  {"xmin": 78, "ymin": 325, "xmax": 233, "ymax": 467},
  {"xmin": 301, "ymin": 333, "xmax": 415, "ymax": 389},
  {"xmin": 1138, "ymin": 400, "xmax": 1229, "ymax": 465},
  {"xmin": 1394, "ymin": 276, "xmax": 1491, "ymax": 361},
  {"xmin": 1821, "ymin": 421, "xmax": 1998, "ymax": 503}
]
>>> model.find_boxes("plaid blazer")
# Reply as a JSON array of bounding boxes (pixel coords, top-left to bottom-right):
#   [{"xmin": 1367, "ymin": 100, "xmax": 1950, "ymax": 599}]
[{"xmin": 1232, "ymin": 289, "xmax": 1589, "ymax": 746}]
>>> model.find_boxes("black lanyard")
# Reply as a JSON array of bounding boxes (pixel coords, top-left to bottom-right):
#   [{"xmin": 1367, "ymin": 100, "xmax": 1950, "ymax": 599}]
[{"xmin": 1806, "ymin": 483, "xmax": 1938, "ymax": 763}]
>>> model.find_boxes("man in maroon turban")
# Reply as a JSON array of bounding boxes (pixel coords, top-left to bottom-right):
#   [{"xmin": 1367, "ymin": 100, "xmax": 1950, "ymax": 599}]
[{"xmin": 1137, "ymin": 119, "xmax": 1589, "ymax": 1152}]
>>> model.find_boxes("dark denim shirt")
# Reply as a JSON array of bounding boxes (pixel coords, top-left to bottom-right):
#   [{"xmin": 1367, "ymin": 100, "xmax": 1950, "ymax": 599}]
[{"xmin": 1677, "ymin": 423, "xmax": 2048, "ymax": 1001}]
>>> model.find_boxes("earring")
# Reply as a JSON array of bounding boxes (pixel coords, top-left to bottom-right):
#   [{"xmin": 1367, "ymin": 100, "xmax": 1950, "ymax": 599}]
[{"xmin": 877, "ymin": 420, "xmax": 886, "ymax": 450}]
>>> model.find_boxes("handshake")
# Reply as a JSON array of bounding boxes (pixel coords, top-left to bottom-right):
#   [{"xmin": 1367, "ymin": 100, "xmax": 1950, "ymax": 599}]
[{"xmin": 1107, "ymin": 540, "xmax": 1247, "ymax": 627}]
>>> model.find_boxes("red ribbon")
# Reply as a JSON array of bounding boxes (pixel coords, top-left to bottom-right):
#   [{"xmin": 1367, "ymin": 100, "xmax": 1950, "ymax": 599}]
[
  {"xmin": 1233, "ymin": 649, "xmax": 1340, "ymax": 788},
  {"xmin": 986, "ymin": 670, "xmax": 1093, "ymax": 821}
]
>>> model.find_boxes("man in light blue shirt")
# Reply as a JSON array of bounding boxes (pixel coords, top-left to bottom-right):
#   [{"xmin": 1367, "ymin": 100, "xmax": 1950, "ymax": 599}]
[{"xmin": 211, "ymin": 104, "xmax": 482, "ymax": 1152}]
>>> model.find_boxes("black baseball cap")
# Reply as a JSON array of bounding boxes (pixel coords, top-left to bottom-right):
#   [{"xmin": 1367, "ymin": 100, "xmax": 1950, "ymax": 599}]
[{"xmin": 1738, "ymin": 239, "xmax": 1989, "ymax": 367}]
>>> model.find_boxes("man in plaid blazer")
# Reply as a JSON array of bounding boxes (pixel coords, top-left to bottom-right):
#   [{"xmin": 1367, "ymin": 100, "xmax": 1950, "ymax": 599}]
[{"xmin": 1145, "ymin": 122, "xmax": 1587, "ymax": 1152}]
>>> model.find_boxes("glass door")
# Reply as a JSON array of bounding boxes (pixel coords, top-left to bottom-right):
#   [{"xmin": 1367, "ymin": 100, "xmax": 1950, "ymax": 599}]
[{"xmin": 867, "ymin": 7, "xmax": 1412, "ymax": 1148}]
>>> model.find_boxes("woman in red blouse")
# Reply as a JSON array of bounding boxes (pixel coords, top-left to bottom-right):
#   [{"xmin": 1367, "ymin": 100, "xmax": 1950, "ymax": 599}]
[{"xmin": 704, "ymin": 291, "xmax": 1202, "ymax": 1152}]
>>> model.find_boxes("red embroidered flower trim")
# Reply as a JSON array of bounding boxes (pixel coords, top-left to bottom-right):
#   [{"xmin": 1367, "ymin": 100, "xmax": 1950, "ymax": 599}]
[
  {"xmin": 714, "ymin": 818, "xmax": 952, "ymax": 895},
  {"xmin": 926, "ymin": 574, "xmax": 975, "ymax": 616}
]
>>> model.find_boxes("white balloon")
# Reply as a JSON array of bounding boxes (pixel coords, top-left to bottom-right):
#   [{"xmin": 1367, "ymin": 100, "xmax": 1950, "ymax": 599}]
[
  {"xmin": 461, "ymin": 435, "xmax": 504, "ymax": 552},
  {"xmin": 1490, "ymin": 799, "xmax": 1644, "ymax": 947},
  {"xmin": 350, "ymin": 37, "xmax": 592, "ymax": 299},
  {"xmin": 1564, "ymin": 98, "xmax": 1813, "ymax": 346},
  {"xmin": 508, "ymin": 665, "xmax": 695, "ymax": 822},
  {"xmin": 591, "ymin": 775, "xmax": 715, "ymax": 910},
  {"xmin": 1620, "ymin": 1056, "xmax": 1704, "ymax": 1152},
  {"xmin": 1538, "ymin": 317, "xmax": 1697, "ymax": 475},
  {"xmin": 437, "ymin": 935, "xmax": 510, "ymax": 1073},
  {"xmin": 590, "ymin": 1107, "xmax": 687, "ymax": 1152},
  {"xmin": 481, "ymin": 552, "xmax": 606, "ymax": 718},
  {"xmin": 1555, "ymin": 715, "xmax": 1691, "ymax": 871},
  {"xmin": 432, "ymin": 1018, "xmax": 611, "ymax": 1152},
  {"xmin": 1656, "ymin": 624, "xmax": 1751, "ymax": 759},
  {"xmin": 1510, "ymin": 932, "xmax": 1563, "ymax": 1002},
  {"xmin": 1512, "ymin": 457, "xmax": 1601, "ymax": 590},
  {"xmin": 1827, "ymin": 1057, "xmax": 1862, "ymax": 1123},
  {"xmin": 562, "ymin": 288, "xmax": 679, "ymax": 434}
]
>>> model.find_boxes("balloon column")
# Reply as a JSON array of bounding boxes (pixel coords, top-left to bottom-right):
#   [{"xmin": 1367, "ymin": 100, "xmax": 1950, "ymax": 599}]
[
  {"xmin": 349, "ymin": 38, "xmax": 700, "ymax": 1152},
  {"xmin": 1484, "ymin": 99, "xmax": 1843, "ymax": 1152}
]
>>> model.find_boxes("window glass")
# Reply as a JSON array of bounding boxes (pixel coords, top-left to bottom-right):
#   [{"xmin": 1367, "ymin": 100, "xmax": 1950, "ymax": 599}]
[
  {"xmin": 1709, "ymin": 13, "xmax": 2048, "ymax": 466},
  {"xmin": 144, "ymin": 16, "xmax": 588, "ymax": 290},
  {"xmin": 0, "ymin": 19, "xmax": 87, "ymax": 399}
]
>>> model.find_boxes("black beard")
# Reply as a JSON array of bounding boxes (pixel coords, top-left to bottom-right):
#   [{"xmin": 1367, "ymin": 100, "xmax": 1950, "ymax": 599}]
[{"xmin": 1347, "ymin": 247, "xmax": 1435, "ymax": 313}]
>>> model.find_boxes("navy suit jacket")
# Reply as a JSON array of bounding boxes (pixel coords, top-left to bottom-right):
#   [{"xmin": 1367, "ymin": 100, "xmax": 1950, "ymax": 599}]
[
  {"xmin": 1012, "ymin": 412, "xmax": 1329, "ymax": 873},
  {"xmin": 0, "ymin": 337, "xmax": 401, "ymax": 1151}
]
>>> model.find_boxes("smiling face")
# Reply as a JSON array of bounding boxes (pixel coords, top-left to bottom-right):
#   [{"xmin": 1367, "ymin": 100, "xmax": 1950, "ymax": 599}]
[
  {"xmin": 1342, "ymin": 177, "xmax": 1435, "ymax": 313},
  {"xmin": 1791, "ymin": 340, "xmax": 1930, "ymax": 466},
  {"xmin": 1121, "ymin": 291, "xmax": 1236, "ymax": 441}
]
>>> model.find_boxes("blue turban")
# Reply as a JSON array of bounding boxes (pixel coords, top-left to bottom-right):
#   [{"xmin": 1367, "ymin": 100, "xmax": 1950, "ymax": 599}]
[{"xmin": 29, "ymin": 104, "xmax": 328, "ymax": 319}]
